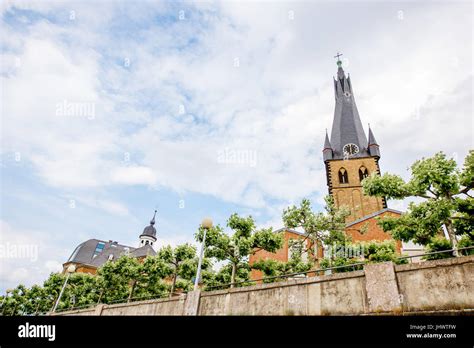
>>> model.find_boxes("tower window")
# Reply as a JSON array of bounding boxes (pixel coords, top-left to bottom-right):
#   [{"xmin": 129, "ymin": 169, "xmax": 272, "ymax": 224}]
[
  {"xmin": 359, "ymin": 166, "xmax": 369, "ymax": 182},
  {"xmin": 338, "ymin": 168, "xmax": 349, "ymax": 184},
  {"xmin": 145, "ymin": 241, "xmax": 149, "ymax": 245}
]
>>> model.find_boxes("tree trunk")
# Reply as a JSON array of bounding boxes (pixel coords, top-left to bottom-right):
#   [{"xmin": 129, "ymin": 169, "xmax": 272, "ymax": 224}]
[
  {"xmin": 170, "ymin": 273, "xmax": 177, "ymax": 298},
  {"xmin": 230, "ymin": 262, "xmax": 237, "ymax": 288},
  {"xmin": 97, "ymin": 289, "xmax": 104, "ymax": 304},
  {"xmin": 128, "ymin": 280, "xmax": 136, "ymax": 302},
  {"xmin": 445, "ymin": 220, "xmax": 459, "ymax": 257}
]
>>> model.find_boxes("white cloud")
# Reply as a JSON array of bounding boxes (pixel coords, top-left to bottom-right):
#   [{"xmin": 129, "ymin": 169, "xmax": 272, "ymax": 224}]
[
  {"xmin": 110, "ymin": 166, "xmax": 158, "ymax": 186},
  {"xmin": 0, "ymin": 2, "xmax": 472, "ymax": 244},
  {"xmin": 0, "ymin": 220, "xmax": 68, "ymax": 291}
]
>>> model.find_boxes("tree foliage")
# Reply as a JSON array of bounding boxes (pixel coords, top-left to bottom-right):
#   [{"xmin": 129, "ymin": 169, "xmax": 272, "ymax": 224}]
[
  {"xmin": 251, "ymin": 239, "xmax": 313, "ymax": 282},
  {"xmin": 195, "ymin": 213, "xmax": 283, "ymax": 287},
  {"xmin": 282, "ymin": 196, "xmax": 358, "ymax": 266},
  {"xmin": 319, "ymin": 240, "xmax": 407, "ymax": 273},
  {"xmin": 362, "ymin": 151, "xmax": 474, "ymax": 255},
  {"xmin": 155, "ymin": 243, "xmax": 212, "ymax": 295}
]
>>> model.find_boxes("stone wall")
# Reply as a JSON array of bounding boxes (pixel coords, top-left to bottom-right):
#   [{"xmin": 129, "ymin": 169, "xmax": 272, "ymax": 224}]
[
  {"xmin": 395, "ymin": 256, "xmax": 473, "ymax": 312},
  {"xmin": 54, "ymin": 255, "xmax": 474, "ymax": 316}
]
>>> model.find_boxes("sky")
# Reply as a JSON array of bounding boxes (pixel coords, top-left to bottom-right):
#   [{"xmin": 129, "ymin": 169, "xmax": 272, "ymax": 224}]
[{"xmin": 0, "ymin": 0, "xmax": 472, "ymax": 293}]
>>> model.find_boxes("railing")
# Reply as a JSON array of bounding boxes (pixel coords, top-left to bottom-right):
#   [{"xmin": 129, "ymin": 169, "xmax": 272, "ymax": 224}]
[
  {"xmin": 204, "ymin": 246, "xmax": 474, "ymax": 291},
  {"xmin": 3, "ymin": 246, "xmax": 473, "ymax": 315},
  {"xmin": 204, "ymin": 261, "xmax": 367, "ymax": 291},
  {"xmin": 397, "ymin": 245, "xmax": 474, "ymax": 262}
]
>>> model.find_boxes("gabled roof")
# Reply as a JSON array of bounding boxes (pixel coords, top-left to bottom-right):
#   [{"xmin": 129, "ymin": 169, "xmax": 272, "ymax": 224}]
[
  {"xmin": 131, "ymin": 244, "xmax": 156, "ymax": 258},
  {"xmin": 345, "ymin": 208, "xmax": 402, "ymax": 228},
  {"xmin": 66, "ymin": 238, "xmax": 156, "ymax": 269},
  {"xmin": 273, "ymin": 227, "xmax": 306, "ymax": 237}
]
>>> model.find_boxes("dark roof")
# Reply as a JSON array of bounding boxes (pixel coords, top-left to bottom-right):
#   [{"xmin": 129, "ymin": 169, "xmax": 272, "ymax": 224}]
[
  {"xmin": 140, "ymin": 210, "xmax": 157, "ymax": 239},
  {"xmin": 326, "ymin": 64, "xmax": 371, "ymax": 160},
  {"xmin": 368, "ymin": 127, "xmax": 378, "ymax": 146},
  {"xmin": 66, "ymin": 238, "xmax": 156, "ymax": 269},
  {"xmin": 131, "ymin": 244, "xmax": 156, "ymax": 258},
  {"xmin": 323, "ymin": 131, "xmax": 333, "ymax": 161},
  {"xmin": 367, "ymin": 126, "xmax": 381, "ymax": 157},
  {"xmin": 273, "ymin": 227, "xmax": 306, "ymax": 237},
  {"xmin": 140, "ymin": 225, "xmax": 157, "ymax": 238},
  {"xmin": 345, "ymin": 208, "xmax": 402, "ymax": 227}
]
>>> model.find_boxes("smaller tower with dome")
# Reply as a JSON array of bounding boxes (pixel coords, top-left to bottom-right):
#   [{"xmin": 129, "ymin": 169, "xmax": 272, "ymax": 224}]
[
  {"xmin": 139, "ymin": 210, "xmax": 158, "ymax": 247},
  {"xmin": 62, "ymin": 210, "xmax": 158, "ymax": 274}
]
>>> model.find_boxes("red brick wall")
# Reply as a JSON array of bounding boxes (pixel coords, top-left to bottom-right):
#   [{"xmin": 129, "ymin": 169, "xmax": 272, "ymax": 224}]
[
  {"xmin": 249, "ymin": 230, "xmax": 323, "ymax": 281},
  {"xmin": 345, "ymin": 211, "xmax": 402, "ymax": 253}
]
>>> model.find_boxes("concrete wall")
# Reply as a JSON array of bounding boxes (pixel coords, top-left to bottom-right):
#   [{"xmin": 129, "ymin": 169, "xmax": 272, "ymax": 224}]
[
  {"xmin": 55, "ymin": 255, "xmax": 474, "ymax": 316},
  {"xmin": 56, "ymin": 296, "xmax": 187, "ymax": 316},
  {"xmin": 199, "ymin": 271, "xmax": 367, "ymax": 315},
  {"xmin": 395, "ymin": 256, "xmax": 474, "ymax": 312}
]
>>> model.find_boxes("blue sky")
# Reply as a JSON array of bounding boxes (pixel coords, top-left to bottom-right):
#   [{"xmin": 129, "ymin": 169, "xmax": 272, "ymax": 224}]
[{"xmin": 0, "ymin": 0, "xmax": 472, "ymax": 292}]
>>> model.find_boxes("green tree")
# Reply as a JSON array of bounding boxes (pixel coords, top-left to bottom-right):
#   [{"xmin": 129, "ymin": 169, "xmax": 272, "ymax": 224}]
[
  {"xmin": 282, "ymin": 196, "xmax": 356, "ymax": 266},
  {"xmin": 155, "ymin": 243, "xmax": 212, "ymax": 295},
  {"xmin": 23, "ymin": 285, "xmax": 49, "ymax": 314},
  {"xmin": 319, "ymin": 240, "xmax": 406, "ymax": 273},
  {"xmin": 1, "ymin": 285, "xmax": 28, "ymax": 315},
  {"xmin": 195, "ymin": 213, "xmax": 283, "ymax": 287},
  {"xmin": 96, "ymin": 255, "xmax": 143, "ymax": 303},
  {"xmin": 204, "ymin": 263, "xmax": 250, "ymax": 290},
  {"xmin": 423, "ymin": 237, "xmax": 453, "ymax": 260},
  {"xmin": 134, "ymin": 255, "xmax": 172, "ymax": 299},
  {"xmin": 42, "ymin": 272, "xmax": 68, "ymax": 312},
  {"xmin": 362, "ymin": 151, "xmax": 474, "ymax": 256},
  {"xmin": 60, "ymin": 273, "xmax": 100, "ymax": 310},
  {"xmin": 252, "ymin": 239, "xmax": 313, "ymax": 282}
]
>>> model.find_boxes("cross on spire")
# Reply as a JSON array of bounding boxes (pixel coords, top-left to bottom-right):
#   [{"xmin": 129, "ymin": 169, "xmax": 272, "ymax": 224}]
[
  {"xmin": 334, "ymin": 52, "xmax": 343, "ymax": 61},
  {"xmin": 150, "ymin": 209, "xmax": 157, "ymax": 225}
]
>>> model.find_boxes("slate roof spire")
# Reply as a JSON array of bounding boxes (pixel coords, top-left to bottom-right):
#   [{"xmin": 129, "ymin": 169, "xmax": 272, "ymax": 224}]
[
  {"xmin": 323, "ymin": 129, "xmax": 333, "ymax": 161},
  {"xmin": 324, "ymin": 56, "xmax": 370, "ymax": 160},
  {"xmin": 367, "ymin": 124, "xmax": 381, "ymax": 158},
  {"xmin": 140, "ymin": 210, "xmax": 157, "ymax": 238}
]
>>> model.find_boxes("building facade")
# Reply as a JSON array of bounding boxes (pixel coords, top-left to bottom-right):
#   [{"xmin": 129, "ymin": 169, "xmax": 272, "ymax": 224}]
[
  {"xmin": 250, "ymin": 58, "xmax": 406, "ymax": 277},
  {"xmin": 62, "ymin": 211, "xmax": 158, "ymax": 274}
]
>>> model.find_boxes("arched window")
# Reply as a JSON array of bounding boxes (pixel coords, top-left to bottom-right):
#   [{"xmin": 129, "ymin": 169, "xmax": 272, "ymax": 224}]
[
  {"xmin": 359, "ymin": 166, "xmax": 369, "ymax": 182},
  {"xmin": 338, "ymin": 168, "xmax": 349, "ymax": 184},
  {"xmin": 145, "ymin": 241, "xmax": 149, "ymax": 245}
]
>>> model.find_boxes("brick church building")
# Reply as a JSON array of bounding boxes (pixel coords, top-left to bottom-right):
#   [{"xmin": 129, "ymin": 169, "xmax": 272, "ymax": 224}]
[{"xmin": 250, "ymin": 57, "xmax": 410, "ymax": 279}]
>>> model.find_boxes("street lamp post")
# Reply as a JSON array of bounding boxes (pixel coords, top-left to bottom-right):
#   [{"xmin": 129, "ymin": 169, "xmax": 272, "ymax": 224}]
[
  {"xmin": 52, "ymin": 264, "xmax": 76, "ymax": 313},
  {"xmin": 194, "ymin": 217, "xmax": 213, "ymax": 291}
]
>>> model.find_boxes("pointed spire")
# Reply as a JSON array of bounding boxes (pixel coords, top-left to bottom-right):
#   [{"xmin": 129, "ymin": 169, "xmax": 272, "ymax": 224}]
[
  {"xmin": 337, "ymin": 64, "xmax": 345, "ymax": 80},
  {"xmin": 334, "ymin": 51, "xmax": 345, "ymax": 80},
  {"xmin": 150, "ymin": 210, "xmax": 157, "ymax": 225},
  {"xmin": 323, "ymin": 129, "xmax": 332, "ymax": 149},
  {"xmin": 368, "ymin": 125, "xmax": 378, "ymax": 146},
  {"xmin": 139, "ymin": 209, "xmax": 158, "ymax": 246},
  {"xmin": 367, "ymin": 125, "xmax": 381, "ymax": 158},
  {"xmin": 329, "ymin": 56, "xmax": 369, "ymax": 159},
  {"xmin": 323, "ymin": 129, "xmax": 333, "ymax": 161}
]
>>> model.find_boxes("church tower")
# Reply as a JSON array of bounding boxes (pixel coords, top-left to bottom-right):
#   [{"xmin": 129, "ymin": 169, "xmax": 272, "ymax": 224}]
[
  {"xmin": 139, "ymin": 210, "xmax": 158, "ymax": 247},
  {"xmin": 323, "ymin": 56, "xmax": 386, "ymax": 222}
]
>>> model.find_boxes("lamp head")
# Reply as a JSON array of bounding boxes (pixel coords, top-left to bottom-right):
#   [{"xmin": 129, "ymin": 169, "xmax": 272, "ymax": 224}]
[
  {"xmin": 66, "ymin": 264, "xmax": 77, "ymax": 273},
  {"xmin": 201, "ymin": 217, "xmax": 213, "ymax": 230}
]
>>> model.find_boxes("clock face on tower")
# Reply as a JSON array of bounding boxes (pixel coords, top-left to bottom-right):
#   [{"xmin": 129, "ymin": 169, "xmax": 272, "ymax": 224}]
[{"xmin": 343, "ymin": 143, "xmax": 359, "ymax": 156}]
